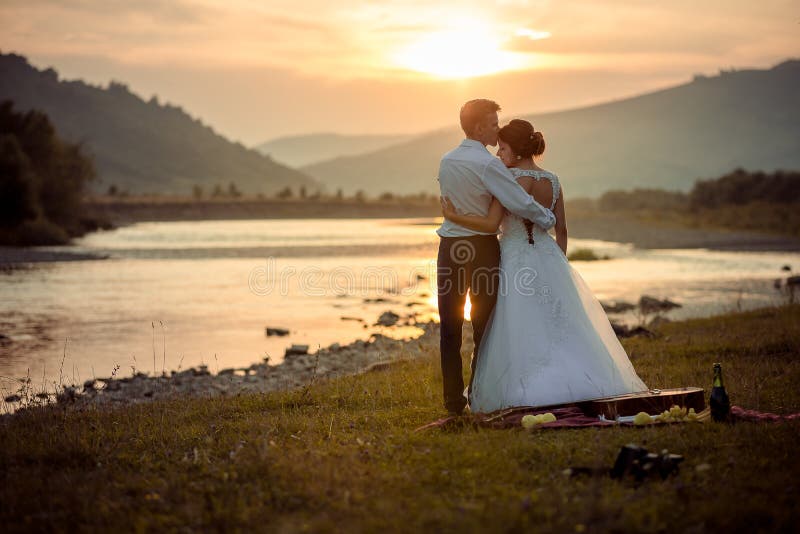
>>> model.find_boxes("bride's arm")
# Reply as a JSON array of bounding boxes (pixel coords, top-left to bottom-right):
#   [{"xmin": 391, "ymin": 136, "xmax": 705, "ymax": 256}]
[
  {"xmin": 554, "ymin": 188, "xmax": 567, "ymax": 255},
  {"xmin": 441, "ymin": 197, "xmax": 504, "ymax": 233}
]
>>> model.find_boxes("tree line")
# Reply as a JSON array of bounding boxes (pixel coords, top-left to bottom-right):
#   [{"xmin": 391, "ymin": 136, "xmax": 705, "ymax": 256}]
[
  {"xmin": 590, "ymin": 168, "xmax": 800, "ymax": 237},
  {"xmin": 103, "ymin": 183, "xmax": 435, "ymax": 204},
  {"xmin": 688, "ymin": 168, "xmax": 800, "ymax": 210},
  {"xmin": 596, "ymin": 168, "xmax": 800, "ymax": 212}
]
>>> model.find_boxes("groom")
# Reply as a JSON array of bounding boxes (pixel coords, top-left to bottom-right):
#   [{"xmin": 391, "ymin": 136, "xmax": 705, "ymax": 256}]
[{"xmin": 436, "ymin": 99, "xmax": 556, "ymax": 415}]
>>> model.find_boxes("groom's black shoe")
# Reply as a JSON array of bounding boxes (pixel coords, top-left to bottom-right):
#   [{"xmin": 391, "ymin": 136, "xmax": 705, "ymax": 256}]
[{"xmin": 445, "ymin": 402, "xmax": 465, "ymax": 417}]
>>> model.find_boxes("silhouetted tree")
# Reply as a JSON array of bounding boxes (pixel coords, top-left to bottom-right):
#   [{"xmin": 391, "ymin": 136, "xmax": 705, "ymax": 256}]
[
  {"xmin": 192, "ymin": 184, "xmax": 203, "ymax": 199},
  {"xmin": 276, "ymin": 186, "xmax": 293, "ymax": 199},
  {"xmin": 0, "ymin": 134, "xmax": 38, "ymax": 226},
  {"xmin": 0, "ymin": 100, "xmax": 99, "ymax": 245},
  {"xmin": 689, "ymin": 168, "xmax": 800, "ymax": 211},
  {"xmin": 228, "ymin": 181, "xmax": 242, "ymax": 198}
]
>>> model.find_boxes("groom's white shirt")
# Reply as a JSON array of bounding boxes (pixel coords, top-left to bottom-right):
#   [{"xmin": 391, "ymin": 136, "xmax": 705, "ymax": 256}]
[{"xmin": 436, "ymin": 139, "xmax": 556, "ymax": 238}]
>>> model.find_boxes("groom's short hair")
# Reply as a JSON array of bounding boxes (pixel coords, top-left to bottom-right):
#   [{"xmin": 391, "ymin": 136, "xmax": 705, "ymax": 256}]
[{"xmin": 460, "ymin": 99, "xmax": 501, "ymax": 136}]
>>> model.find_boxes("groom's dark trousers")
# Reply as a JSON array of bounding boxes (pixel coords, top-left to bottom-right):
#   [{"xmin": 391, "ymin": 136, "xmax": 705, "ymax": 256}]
[{"xmin": 437, "ymin": 235, "xmax": 501, "ymax": 414}]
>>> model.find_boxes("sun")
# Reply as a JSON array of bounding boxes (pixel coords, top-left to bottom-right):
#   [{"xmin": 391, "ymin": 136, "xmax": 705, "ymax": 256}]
[{"xmin": 394, "ymin": 20, "xmax": 520, "ymax": 79}]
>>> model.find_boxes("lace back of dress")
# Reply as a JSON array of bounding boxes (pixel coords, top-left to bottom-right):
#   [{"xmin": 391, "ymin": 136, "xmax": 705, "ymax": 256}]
[{"xmin": 511, "ymin": 168, "xmax": 559, "ymax": 246}]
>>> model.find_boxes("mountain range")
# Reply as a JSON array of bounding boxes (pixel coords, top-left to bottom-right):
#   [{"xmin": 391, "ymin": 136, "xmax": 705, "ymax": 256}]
[
  {"xmin": 300, "ymin": 60, "xmax": 800, "ymax": 197},
  {"xmin": 256, "ymin": 133, "xmax": 411, "ymax": 168},
  {"xmin": 2, "ymin": 51, "xmax": 797, "ymax": 199},
  {"xmin": 0, "ymin": 52, "xmax": 317, "ymax": 196}
]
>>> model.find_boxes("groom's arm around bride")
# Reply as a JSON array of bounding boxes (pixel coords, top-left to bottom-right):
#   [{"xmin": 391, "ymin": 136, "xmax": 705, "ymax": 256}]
[{"xmin": 437, "ymin": 101, "xmax": 555, "ymax": 237}]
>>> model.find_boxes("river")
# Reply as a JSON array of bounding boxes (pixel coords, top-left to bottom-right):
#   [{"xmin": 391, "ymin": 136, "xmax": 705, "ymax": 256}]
[{"xmin": 1, "ymin": 218, "xmax": 796, "ymax": 397}]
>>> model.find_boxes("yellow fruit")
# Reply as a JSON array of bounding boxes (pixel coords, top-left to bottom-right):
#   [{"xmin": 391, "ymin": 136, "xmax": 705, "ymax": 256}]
[
  {"xmin": 633, "ymin": 412, "xmax": 652, "ymax": 426},
  {"xmin": 540, "ymin": 413, "xmax": 557, "ymax": 423},
  {"xmin": 521, "ymin": 415, "xmax": 538, "ymax": 430}
]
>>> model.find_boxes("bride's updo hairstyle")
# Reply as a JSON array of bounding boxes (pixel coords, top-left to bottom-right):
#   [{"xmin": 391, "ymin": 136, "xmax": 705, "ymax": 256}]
[
  {"xmin": 500, "ymin": 119, "xmax": 546, "ymax": 246},
  {"xmin": 498, "ymin": 119, "xmax": 545, "ymax": 159}
]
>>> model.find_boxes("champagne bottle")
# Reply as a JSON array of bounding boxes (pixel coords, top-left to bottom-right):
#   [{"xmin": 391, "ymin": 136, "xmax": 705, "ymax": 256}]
[{"xmin": 709, "ymin": 363, "xmax": 730, "ymax": 422}]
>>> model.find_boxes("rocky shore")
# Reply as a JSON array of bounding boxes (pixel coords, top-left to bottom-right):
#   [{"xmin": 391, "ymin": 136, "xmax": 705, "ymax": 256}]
[
  {"xmin": 3, "ymin": 294, "xmax": 689, "ymax": 414},
  {"xmin": 4, "ymin": 321, "xmax": 442, "ymax": 414},
  {"xmin": 0, "ymin": 291, "xmax": 704, "ymax": 414}
]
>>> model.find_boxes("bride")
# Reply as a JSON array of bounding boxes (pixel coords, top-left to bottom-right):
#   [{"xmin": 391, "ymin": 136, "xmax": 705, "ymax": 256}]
[{"xmin": 441, "ymin": 119, "xmax": 648, "ymax": 413}]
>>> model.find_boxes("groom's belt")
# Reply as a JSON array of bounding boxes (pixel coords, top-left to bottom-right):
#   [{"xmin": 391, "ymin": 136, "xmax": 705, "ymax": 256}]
[{"xmin": 439, "ymin": 234, "xmax": 498, "ymax": 241}]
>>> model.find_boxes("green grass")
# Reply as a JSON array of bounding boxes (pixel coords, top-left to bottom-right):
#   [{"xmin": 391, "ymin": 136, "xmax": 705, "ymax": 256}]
[
  {"xmin": 567, "ymin": 248, "xmax": 611, "ymax": 262},
  {"xmin": 2, "ymin": 305, "xmax": 799, "ymax": 532}
]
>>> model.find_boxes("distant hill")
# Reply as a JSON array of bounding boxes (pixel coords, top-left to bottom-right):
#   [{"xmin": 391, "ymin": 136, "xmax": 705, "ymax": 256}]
[
  {"xmin": 256, "ymin": 133, "xmax": 412, "ymax": 168},
  {"xmin": 0, "ymin": 52, "xmax": 318, "ymax": 195},
  {"xmin": 302, "ymin": 60, "xmax": 800, "ymax": 197}
]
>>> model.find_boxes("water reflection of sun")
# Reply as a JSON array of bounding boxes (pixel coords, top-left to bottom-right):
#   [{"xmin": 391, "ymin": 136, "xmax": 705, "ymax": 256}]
[{"xmin": 426, "ymin": 290, "xmax": 472, "ymax": 321}]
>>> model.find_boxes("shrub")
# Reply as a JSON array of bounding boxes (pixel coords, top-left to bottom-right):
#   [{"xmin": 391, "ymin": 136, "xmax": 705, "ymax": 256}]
[
  {"xmin": 0, "ymin": 100, "xmax": 97, "ymax": 245},
  {"xmin": 567, "ymin": 248, "xmax": 610, "ymax": 261}
]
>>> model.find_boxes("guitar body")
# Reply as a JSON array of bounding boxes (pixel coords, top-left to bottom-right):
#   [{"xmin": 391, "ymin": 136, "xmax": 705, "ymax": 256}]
[
  {"xmin": 489, "ymin": 388, "xmax": 706, "ymax": 419},
  {"xmin": 578, "ymin": 387, "xmax": 705, "ymax": 419}
]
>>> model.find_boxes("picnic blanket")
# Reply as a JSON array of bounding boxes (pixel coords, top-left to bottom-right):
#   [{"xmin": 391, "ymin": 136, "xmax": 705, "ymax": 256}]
[
  {"xmin": 415, "ymin": 405, "xmax": 799, "ymax": 432},
  {"xmin": 730, "ymin": 405, "xmax": 800, "ymax": 423}
]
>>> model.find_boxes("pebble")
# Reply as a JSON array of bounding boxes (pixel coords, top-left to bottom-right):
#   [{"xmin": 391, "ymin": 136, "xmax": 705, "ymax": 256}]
[
  {"xmin": 285, "ymin": 344, "xmax": 310, "ymax": 357},
  {"xmin": 265, "ymin": 327, "xmax": 290, "ymax": 337},
  {"xmin": 375, "ymin": 311, "xmax": 400, "ymax": 327}
]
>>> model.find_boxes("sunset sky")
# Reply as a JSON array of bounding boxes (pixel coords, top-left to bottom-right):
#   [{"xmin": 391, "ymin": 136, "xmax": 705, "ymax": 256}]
[{"xmin": 2, "ymin": 0, "xmax": 798, "ymax": 144}]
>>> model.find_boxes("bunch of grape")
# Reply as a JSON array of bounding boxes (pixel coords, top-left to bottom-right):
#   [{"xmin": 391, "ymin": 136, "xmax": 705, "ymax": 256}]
[
  {"xmin": 656, "ymin": 405, "xmax": 698, "ymax": 423},
  {"xmin": 631, "ymin": 405, "xmax": 703, "ymax": 425}
]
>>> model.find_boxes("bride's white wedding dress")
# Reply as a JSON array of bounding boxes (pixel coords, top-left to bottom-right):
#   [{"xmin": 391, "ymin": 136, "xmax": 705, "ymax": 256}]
[{"xmin": 469, "ymin": 168, "xmax": 648, "ymax": 413}]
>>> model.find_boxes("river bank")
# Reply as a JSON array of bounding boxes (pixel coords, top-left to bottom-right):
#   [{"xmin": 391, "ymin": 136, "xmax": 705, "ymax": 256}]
[
  {"xmin": 84, "ymin": 196, "xmax": 441, "ymax": 224},
  {"xmin": 2, "ymin": 319, "xmax": 440, "ymax": 414},
  {"xmin": 0, "ymin": 289, "xmax": 780, "ymax": 414},
  {"xmin": 566, "ymin": 213, "xmax": 800, "ymax": 252}
]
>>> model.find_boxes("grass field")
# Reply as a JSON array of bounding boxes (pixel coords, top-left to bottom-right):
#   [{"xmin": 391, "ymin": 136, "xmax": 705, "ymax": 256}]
[{"xmin": 1, "ymin": 305, "xmax": 799, "ymax": 532}]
